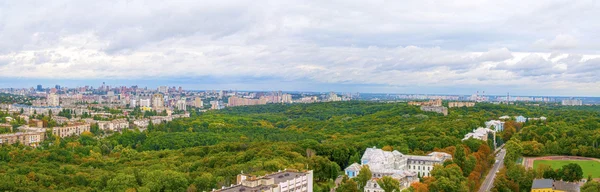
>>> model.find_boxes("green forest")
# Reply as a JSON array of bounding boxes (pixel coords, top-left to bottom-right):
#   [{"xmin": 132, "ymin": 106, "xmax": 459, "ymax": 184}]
[{"xmin": 2, "ymin": 101, "xmax": 600, "ymax": 191}]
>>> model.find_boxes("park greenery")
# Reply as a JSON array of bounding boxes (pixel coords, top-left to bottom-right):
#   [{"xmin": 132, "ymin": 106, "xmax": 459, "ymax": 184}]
[
  {"xmin": 0, "ymin": 93, "xmax": 36, "ymax": 105},
  {"xmin": 534, "ymin": 160, "xmax": 600, "ymax": 178},
  {"xmin": 0, "ymin": 100, "xmax": 600, "ymax": 191},
  {"xmin": 492, "ymin": 104, "xmax": 600, "ymax": 191}
]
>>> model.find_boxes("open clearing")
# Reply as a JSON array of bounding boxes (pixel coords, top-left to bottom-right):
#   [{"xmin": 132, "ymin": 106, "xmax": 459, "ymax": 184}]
[{"xmin": 533, "ymin": 159, "xmax": 600, "ymax": 178}]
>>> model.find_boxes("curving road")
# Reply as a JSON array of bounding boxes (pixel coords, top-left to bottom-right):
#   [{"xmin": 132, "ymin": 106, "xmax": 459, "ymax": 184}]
[{"xmin": 479, "ymin": 148, "xmax": 506, "ymax": 192}]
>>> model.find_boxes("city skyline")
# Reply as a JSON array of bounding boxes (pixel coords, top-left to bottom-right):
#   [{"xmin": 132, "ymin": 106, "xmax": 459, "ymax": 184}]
[
  {"xmin": 2, "ymin": 1, "xmax": 600, "ymax": 96},
  {"xmin": 1, "ymin": 79, "xmax": 598, "ymax": 98}
]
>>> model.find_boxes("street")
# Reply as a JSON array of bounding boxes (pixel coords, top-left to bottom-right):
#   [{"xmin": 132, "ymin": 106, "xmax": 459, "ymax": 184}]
[{"xmin": 479, "ymin": 148, "xmax": 506, "ymax": 192}]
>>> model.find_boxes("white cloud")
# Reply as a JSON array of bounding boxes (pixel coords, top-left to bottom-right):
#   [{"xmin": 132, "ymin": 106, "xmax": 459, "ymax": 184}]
[
  {"xmin": 534, "ymin": 34, "xmax": 579, "ymax": 50},
  {"xmin": 1, "ymin": 0, "xmax": 600, "ymax": 95}
]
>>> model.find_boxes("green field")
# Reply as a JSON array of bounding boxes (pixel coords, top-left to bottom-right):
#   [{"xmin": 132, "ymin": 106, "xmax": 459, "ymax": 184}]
[{"xmin": 533, "ymin": 160, "xmax": 600, "ymax": 178}]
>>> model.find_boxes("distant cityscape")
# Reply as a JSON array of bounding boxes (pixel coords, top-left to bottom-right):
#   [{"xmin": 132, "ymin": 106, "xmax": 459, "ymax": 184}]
[
  {"xmin": 0, "ymin": 83, "xmax": 595, "ymax": 192},
  {"xmin": 1, "ymin": 84, "xmax": 595, "ymax": 111}
]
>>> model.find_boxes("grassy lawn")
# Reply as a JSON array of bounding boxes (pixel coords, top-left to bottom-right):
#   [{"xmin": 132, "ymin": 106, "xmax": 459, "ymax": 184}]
[{"xmin": 534, "ymin": 160, "xmax": 600, "ymax": 178}]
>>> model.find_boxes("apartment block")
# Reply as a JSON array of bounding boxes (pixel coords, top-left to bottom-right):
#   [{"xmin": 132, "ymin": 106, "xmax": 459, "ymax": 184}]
[
  {"xmin": 0, "ymin": 126, "xmax": 46, "ymax": 147},
  {"xmin": 51, "ymin": 123, "xmax": 90, "ymax": 138},
  {"xmin": 448, "ymin": 102, "xmax": 475, "ymax": 108},
  {"xmin": 98, "ymin": 119, "xmax": 129, "ymax": 131},
  {"xmin": 216, "ymin": 170, "xmax": 313, "ymax": 192}
]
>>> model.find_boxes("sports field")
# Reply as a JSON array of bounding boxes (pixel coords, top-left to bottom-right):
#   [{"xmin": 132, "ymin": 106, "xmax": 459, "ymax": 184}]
[{"xmin": 533, "ymin": 160, "xmax": 600, "ymax": 178}]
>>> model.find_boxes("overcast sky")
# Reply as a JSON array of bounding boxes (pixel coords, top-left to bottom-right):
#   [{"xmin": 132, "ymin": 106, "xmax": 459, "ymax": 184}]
[{"xmin": 1, "ymin": 0, "xmax": 600, "ymax": 96}]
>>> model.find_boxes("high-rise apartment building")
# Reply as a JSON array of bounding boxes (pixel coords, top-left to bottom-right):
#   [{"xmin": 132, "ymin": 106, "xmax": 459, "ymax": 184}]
[
  {"xmin": 130, "ymin": 98, "xmax": 137, "ymax": 107},
  {"xmin": 282, "ymin": 94, "xmax": 293, "ymax": 103},
  {"xmin": 210, "ymin": 100, "xmax": 224, "ymax": 110},
  {"xmin": 176, "ymin": 98, "xmax": 186, "ymax": 111},
  {"xmin": 194, "ymin": 97, "xmax": 203, "ymax": 108},
  {"xmin": 228, "ymin": 96, "xmax": 267, "ymax": 107},
  {"xmin": 561, "ymin": 99, "xmax": 583, "ymax": 106},
  {"xmin": 140, "ymin": 99, "xmax": 151, "ymax": 107},
  {"xmin": 158, "ymin": 86, "xmax": 168, "ymax": 93},
  {"xmin": 47, "ymin": 93, "xmax": 60, "ymax": 106},
  {"xmin": 328, "ymin": 92, "xmax": 341, "ymax": 102},
  {"xmin": 152, "ymin": 93, "xmax": 164, "ymax": 109}
]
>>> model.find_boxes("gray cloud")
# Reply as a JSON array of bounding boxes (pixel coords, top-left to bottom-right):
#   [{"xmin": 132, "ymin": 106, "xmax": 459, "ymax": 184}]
[
  {"xmin": 1, "ymin": 0, "xmax": 600, "ymax": 94},
  {"xmin": 495, "ymin": 54, "xmax": 566, "ymax": 76}
]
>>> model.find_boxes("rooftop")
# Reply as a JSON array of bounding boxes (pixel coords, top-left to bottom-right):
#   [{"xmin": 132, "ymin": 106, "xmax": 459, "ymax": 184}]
[
  {"xmin": 532, "ymin": 179, "xmax": 580, "ymax": 192},
  {"xmin": 532, "ymin": 179, "xmax": 553, "ymax": 189},
  {"xmin": 264, "ymin": 171, "xmax": 308, "ymax": 184}
]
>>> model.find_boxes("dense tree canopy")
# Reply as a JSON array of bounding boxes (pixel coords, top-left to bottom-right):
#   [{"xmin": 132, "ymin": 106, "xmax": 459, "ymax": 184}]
[{"xmin": 1, "ymin": 101, "xmax": 599, "ymax": 191}]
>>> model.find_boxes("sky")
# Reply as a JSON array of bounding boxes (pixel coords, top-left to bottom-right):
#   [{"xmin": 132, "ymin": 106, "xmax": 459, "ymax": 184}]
[{"xmin": 1, "ymin": 0, "xmax": 600, "ymax": 96}]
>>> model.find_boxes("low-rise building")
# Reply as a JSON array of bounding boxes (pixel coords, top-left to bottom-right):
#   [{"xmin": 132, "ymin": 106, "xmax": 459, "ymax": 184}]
[
  {"xmin": 216, "ymin": 170, "xmax": 313, "ymax": 192},
  {"xmin": 150, "ymin": 116, "xmax": 173, "ymax": 124},
  {"xmin": 345, "ymin": 147, "xmax": 451, "ymax": 191},
  {"xmin": 171, "ymin": 113, "xmax": 190, "ymax": 119},
  {"xmin": 10, "ymin": 104, "xmax": 62, "ymax": 116},
  {"xmin": 53, "ymin": 116, "xmax": 70, "ymax": 124},
  {"xmin": 463, "ymin": 127, "xmax": 494, "ymax": 141},
  {"xmin": 448, "ymin": 102, "xmax": 475, "ymax": 108},
  {"xmin": 561, "ymin": 99, "xmax": 583, "ymax": 106},
  {"xmin": 133, "ymin": 119, "xmax": 149, "ymax": 128},
  {"xmin": 531, "ymin": 179, "xmax": 580, "ymax": 192},
  {"xmin": 515, "ymin": 115, "xmax": 527, "ymax": 123},
  {"xmin": 485, "ymin": 120, "xmax": 505, "ymax": 131},
  {"xmin": 364, "ymin": 173, "xmax": 418, "ymax": 192},
  {"xmin": 30, "ymin": 119, "xmax": 44, "ymax": 128},
  {"xmin": 98, "ymin": 119, "xmax": 129, "ymax": 132},
  {"xmin": 18, "ymin": 115, "xmax": 30, "ymax": 123},
  {"xmin": 420, "ymin": 106, "xmax": 448, "ymax": 116},
  {"xmin": 0, "ymin": 126, "xmax": 46, "ymax": 147},
  {"xmin": 0, "ymin": 123, "xmax": 12, "ymax": 132},
  {"xmin": 528, "ymin": 116, "xmax": 547, "ymax": 121},
  {"xmin": 51, "ymin": 123, "xmax": 90, "ymax": 138},
  {"xmin": 82, "ymin": 118, "xmax": 97, "ymax": 124},
  {"xmin": 409, "ymin": 99, "xmax": 442, "ymax": 107}
]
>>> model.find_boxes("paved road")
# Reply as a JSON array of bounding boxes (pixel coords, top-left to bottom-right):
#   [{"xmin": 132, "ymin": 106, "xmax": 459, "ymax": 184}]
[{"xmin": 479, "ymin": 148, "xmax": 506, "ymax": 192}]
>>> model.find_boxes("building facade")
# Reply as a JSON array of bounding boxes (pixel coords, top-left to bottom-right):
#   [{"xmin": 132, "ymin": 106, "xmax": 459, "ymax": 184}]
[
  {"xmin": 515, "ymin": 116, "xmax": 527, "ymax": 123},
  {"xmin": 463, "ymin": 127, "xmax": 495, "ymax": 141},
  {"xmin": 51, "ymin": 123, "xmax": 90, "ymax": 138},
  {"xmin": 408, "ymin": 99, "xmax": 442, "ymax": 107},
  {"xmin": 140, "ymin": 99, "xmax": 151, "ymax": 107},
  {"xmin": 98, "ymin": 119, "xmax": 129, "ymax": 132},
  {"xmin": 420, "ymin": 106, "xmax": 448, "ymax": 116},
  {"xmin": 0, "ymin": 126, "xmax": 46, "ymax": 147},
  {"xmin": 47, "ymin": 93, "xmax": 60, "ymax": 106},
  {"xmin": 448, "ymin": 102, "xmax": 475, "ymax": 108},
  {"xmin": 561, "ymin": 99, "xmax": 583, "ymax": 106},
  {"xmin": 152, "ymin": 93, "xmax": 164, "ymax": 109},
  {"xmin": 345, "ymin": 147, "xmax": 452, "ymax": 191},
  {"xmin": 485, "ymin": 120, "xmax": 505, "ymax": 131},
  {"xmin": 228, "ymin": 96, "xmax": 268, "ymax": 107},
  {"xmin": 216, "ymin": 170, "xmax": 313, "ymax": 192},
  {"xmin": 176, "ymin": 98, "xmax": 186, "ymax": 111},
  {"xmin": 194, "ymin": 97, "xmax": 203, "ymax": 108},
  {"xmin": 531, "ymin": 179, "xmax": 580, "ymax": 192}
]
